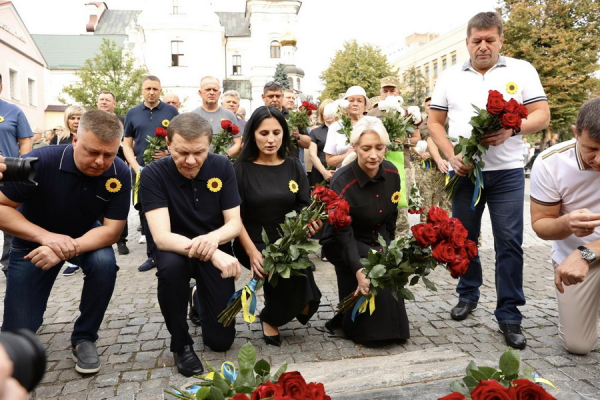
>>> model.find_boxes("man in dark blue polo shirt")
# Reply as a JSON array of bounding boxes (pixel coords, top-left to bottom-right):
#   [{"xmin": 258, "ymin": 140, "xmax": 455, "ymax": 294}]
[
  {"xmin": 123, "ymin": 75, "xmax": 178, "ymax": 272},
  {"xmin": 140, "ymin": 113, "xmax": 242, "ymax": 377},
  {"xmin": 0, "ymin": 110, "xmax": 131, "ymax": 374}
]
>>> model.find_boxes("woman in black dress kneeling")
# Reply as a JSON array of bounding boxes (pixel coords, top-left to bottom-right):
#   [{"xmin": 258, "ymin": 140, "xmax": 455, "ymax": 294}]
[
  {"xmin": 321, "ymin": 116, "xmax": 410, "ymax": 344},
  {"xmin": 233, "ymin": 106, "xmax": 321, "ymax": 346}
]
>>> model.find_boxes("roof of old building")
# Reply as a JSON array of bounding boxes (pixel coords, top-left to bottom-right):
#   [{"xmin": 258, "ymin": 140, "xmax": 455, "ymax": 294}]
[
  {"xmin": 32, "ymin": 34, "xmax": 126, "ymax": 69},
  {"xmin": 215, "ymin": 12, "xmax": 250, "ymax": 37},
  {"xmin": 95, "ymin": 9, "xmax": 141, "ymax": 35}
]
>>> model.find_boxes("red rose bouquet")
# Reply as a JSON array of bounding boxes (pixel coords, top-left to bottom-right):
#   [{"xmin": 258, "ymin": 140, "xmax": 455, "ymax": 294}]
[
  {"xmin": 142, "ymin": 126, "xmax": 168, "ymax": 165},
  {"xmin": 167, "ymin": 343, "xmax": 332, "ymax": 400},
  {"xmin": 213, "ymin": 119, "xmax": 240, "ymax": 157},
  {"xmin": 444, "ymin": 90, "xmax": 528, "ymax": 210},
  {"xmin": 287, "ymin": 101, "xmax": 317, "ymax": 148},
  {"xmin": 440, "ymin": 349, "xmax": 556, "ymax": 400},
  {"xmin": 337, "ymin": 206, "xmax": 476, "ymax": 320},
  {"xmin": 218, "ymin": 185, "xmax": 351, "ymax": 327}
]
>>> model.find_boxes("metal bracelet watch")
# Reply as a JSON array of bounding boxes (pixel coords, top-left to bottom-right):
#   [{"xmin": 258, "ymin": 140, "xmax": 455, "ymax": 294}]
[
  {"xmin": 512, "ymin": 127, "xmax": 521, "ymax": 137},
  {"xmin": 578, "ymin": 245, "xmax": 597, "ymax": 263}
]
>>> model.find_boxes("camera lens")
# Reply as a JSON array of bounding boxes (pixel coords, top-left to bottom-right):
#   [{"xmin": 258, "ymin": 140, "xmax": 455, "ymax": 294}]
[
  {"xmin": 0, "ymin": 329, "xmax": 46, "ymax": 392},
  {"xmin": 1, "ymin": 157, "xmax": 38, "ymax": 185}
]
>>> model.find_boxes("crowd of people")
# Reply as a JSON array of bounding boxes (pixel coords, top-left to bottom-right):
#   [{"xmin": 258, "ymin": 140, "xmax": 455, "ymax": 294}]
[{"xmin": 0, "ymin": 11, "xmax": 598, "ymax": 393}]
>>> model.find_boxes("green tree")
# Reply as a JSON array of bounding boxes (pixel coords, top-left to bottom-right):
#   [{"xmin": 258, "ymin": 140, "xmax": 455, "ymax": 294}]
[
  {"xmin": 60, "ymin": 39, "xmax": 148, "ymax": 117},
  {"xmin": 399, "ymin": 67, "xmax": 427, "ymax": 109},
  {"xmin": 319, "ymin": 40, "xmax": 393, "ymax": 100},
  {"xmin": 273, "ymin": 63, "xmax": 291, "ymax": 89},
  {"xmin": 500, "ymin": 0, "xmax": 600, "ymax": 142}
]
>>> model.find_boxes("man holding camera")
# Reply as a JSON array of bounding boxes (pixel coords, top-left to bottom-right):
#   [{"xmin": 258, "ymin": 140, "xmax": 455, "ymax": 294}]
[{"xmin": 0, "ymin": 110, "xmax": 130, "ymax": 374}]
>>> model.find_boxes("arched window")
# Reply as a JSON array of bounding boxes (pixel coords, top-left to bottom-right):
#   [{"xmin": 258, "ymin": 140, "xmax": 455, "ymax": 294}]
[
  {"xmin": 297, "ymin": 78, "xmax": 301, "ymax": 91},
  {"xmin": 288, "ymin": 77, "xmax": 294, "ymax": 89},
  {"xmin": 270, "ymin": 41, "xmax": 281, "ymax": 58}
]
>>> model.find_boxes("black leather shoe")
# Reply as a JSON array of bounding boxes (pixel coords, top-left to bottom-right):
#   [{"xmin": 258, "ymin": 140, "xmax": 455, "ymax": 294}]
[
  {"xmin": 499, "ymin": 324, "xmax": 527, "ymax": 349},
  {"xmin": 188, "ymin": 284, "xmax": 201, "ymax": 326},
  {"xmin": 450, "ymin": 301, "xmax": 477, "ymax": 321},
  {"xmin": 261, "ymin": 319, "xmax": 281, "ymax": 347},
  {"xmin": 174, "ymin": 345, "xmax": 204, "ymax": 377},
  {"xmin": 324, "ymin": 313, "xmax": 343, "ymax": 333}
]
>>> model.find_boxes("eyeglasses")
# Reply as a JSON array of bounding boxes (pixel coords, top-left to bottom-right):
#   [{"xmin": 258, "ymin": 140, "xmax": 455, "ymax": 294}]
[{"xmin": 264, "ymin": 81, "xmax": 281, "ymax": 88}]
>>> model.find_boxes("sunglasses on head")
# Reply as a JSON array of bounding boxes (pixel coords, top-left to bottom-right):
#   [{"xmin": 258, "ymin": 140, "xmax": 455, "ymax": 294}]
[{"xmin": 264, "ymin": 81, "xmax": 281, "ymax": 88}]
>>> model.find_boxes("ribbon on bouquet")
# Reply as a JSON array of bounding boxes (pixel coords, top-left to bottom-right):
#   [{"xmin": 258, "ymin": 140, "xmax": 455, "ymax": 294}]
[
  {"xmin": 351, "ymin": 293, "xmax": 375, "ymax": 322},
  {"xmin": 420, "ymin": 159, "xmax": 431, "ymax": 171},
  {"xmin": 227, "ymin": 278, "xmax": 258, "ymax": 323},
  {"xmin": 470, "ymin": 163, "xmax": 484, "ymax": 211},
  {"xmin": 205, "ymin": 361, "xmax": 238, "ymax": 383}
]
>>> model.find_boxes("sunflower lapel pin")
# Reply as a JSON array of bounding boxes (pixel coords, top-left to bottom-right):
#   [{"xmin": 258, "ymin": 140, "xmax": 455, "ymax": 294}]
[
  {"xmin": 289, "ymin": 180, "xmax": 299, "ymax": 193},
  {"xmin": 106, "ymin": 178, "xmax": 122, "ymax": 193},
  {"xmin": 207, "ymin": 178, "xmax": 223, "ymax": 192}
]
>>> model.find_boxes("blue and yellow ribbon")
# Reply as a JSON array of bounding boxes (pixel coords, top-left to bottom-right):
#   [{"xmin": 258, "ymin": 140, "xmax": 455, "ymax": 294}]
[
  {"xmin": 420, "ymin": 159, "xmax": 431, "ymax": 171},
  {"xmin": 205, "ymin": 361, "xmax": 238, "ymax": 383},
  {"xmin": 351, "ymin": 294, "xmax": 375, "ymax": 321},
  {"xmin": 470, "ymin": 163, "xmax": 484, "ymax": 211},
  {"xmin": 227, "ymin": 278, "xmax": 258, "ymax": 323}
]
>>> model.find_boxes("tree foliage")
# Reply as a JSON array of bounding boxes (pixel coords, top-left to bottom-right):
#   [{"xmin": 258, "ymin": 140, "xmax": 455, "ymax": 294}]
[
  {"xmin": 273, "ymin": 63, "xmax": 291, "ymax": 90},
  {"xmin": 60, "ymin": 39, "xmax": 148, "ymax": 117},
  {"xmin": 500, "ymin": 0, "xmax": 600, "ymax": 137},
  {"xmin": 399, "ymin": 66, "xmax": 427, "ymax": 110},
  {"xmin": 319, "ymin": 40, "xmax": 393, "ymax": 100}
]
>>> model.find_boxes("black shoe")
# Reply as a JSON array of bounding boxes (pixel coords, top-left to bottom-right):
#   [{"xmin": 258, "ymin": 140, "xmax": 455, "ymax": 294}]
[
  {"xmin": 324, "ymin": 313, "xmax": 343, "ymax": 333},
  {"xmin": 138, "ymin": 258, "xmax": 155, "ymax": 272},
  {"xmin": 117, "ymin": 241, "xmax": 130, "ymax": 255},
  {"xmin": 174, "ymin": 345, "xmax": 204, "ymax": 377},
  {"xmin": 450, "ymin": 301, "xmax": 477, "ymax": 321},
  {"xmin": 188, "ymin": 284, "xmax": 201, "ymax": 326},
  {"xmin": 499, "ymin": 324, "xmax": 527, "ymax": 349},
  {"xmin": 261, "ymin": 319, "xmax": 281, "ymax": 347}
]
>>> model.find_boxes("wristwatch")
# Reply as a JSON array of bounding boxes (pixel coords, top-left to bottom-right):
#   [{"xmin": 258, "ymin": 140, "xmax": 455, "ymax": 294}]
[{"xmin": 578, "ymin": 246, "xmax": 597, "ymax": 263}]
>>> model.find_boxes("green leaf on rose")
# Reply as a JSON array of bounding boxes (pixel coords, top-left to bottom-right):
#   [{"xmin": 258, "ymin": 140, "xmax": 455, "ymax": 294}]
[
  {"xmin": 450, "ymin": 380, "xmax": 470, "ymax": 396},
  {"xmin": 499, "ymin": 349, "xmax": 520, "ymax": 377},
  {"xmin": 399, "ymin": 288, "xmax": 415, "ymax": 300},
  {"xmin": 210, "ymin": 372, "xmax": 231, "ymax": 395},
  {"xmin": 463, "ymin": 375, "xmax": 479, "ymax": 391},
  {"xmin": 422, "ymin": 277, "xmax": 437, "ymax": 291},
  {"xmin": 470, "ymin": 369, "xmax": 488, "ymax": 382},
  {"xmin": 478, "ymin": 366, "xmax": 499, "ymax": 380},
  {"xmin": 368, "ymin": 264, "xmax": 387, "ymax": 279},
  {"xmin": 273, "ymin": 361, "xmax": 288, "ymax": 381},
  {"xmin": 296, "ymin": 241, "xmax": 321, "ymax": 253},
  {"xmin": 261, "ymin": 228, "xmax": 269, "ymax": 245},
  {"xmin": 254, "ymin": 359, "xmax": 270, "ymax": 377},
  {"xmin": 237, "ymin": 343, "xmax": 256, "ymax": 370}
]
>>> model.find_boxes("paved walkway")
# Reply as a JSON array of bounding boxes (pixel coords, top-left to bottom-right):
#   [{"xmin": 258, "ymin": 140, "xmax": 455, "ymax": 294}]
[{"xmin": 2, "ymin": 180, "xmax": 600, "ymax": 399}]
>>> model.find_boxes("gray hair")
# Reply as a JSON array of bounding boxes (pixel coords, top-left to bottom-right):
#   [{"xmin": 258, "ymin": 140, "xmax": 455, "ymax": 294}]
[
  {"xmin": 79, "ymin": 110, "xmax": 123, "ymax": 142},
  {"xmin": 576, "ymin": 97, "xmax": 600, "ymax": 141},
  {"xmin": 222, "ymin": 90, "xmax": 240, "ymax": 101},
  {"xmin": 467, "ymin": 12, "xmax": 503, "ymax": 37},
  {"xmin": 167, "ymin": 113, "xmax": 213, "ymax": 143},
  {"xmin": 350, "ymin": 116, "xmax": 390, "ymax": 145}
]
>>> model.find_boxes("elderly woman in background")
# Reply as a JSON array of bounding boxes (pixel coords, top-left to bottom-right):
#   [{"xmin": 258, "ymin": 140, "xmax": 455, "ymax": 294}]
[
  {"xmin": 321, "ymin": 116, "xmax": 409, "ymax": 344},
  {"xmin": 50, "ymin": 106, "xmax": 86, "ymax": 145},
  {"xmin": 308, "ymin": 99, "xmax": 335, "ymax": 186},
  {"xmin": 323, "ymin": 86, "xmax": 370, "ymax": 169}
]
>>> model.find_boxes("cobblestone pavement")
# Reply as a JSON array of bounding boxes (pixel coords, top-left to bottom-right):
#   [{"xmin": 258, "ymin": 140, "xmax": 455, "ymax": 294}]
[{"xmin": 2, "ymin": 180, "xmax": 600, "ymax": 399}]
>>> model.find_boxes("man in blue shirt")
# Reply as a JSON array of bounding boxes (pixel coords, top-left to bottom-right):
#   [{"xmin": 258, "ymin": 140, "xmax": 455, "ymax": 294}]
[
  {"xmin": 0, "ymin": 110, "xmax": 131, "ymax": 374},
  {"xmin": 123, "ymin": 75, "xmax": 178, "ymax": 272},
  {"xmin": 0, "ymin": 73, "xmax": 33, "ymax": 273},
  {"xmin": 140, "ymin": 113, "xmax": 242, "ymax": 377}
]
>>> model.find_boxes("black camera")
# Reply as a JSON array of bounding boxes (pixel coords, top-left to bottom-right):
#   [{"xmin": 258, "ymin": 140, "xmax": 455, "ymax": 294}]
[
  {"xmin": 0, "ymin": 156, "xmax": 38, "ymax": 186},
  {"xmin": 0, "ymin": 329, "xmax": 46, "ymax": 392}
]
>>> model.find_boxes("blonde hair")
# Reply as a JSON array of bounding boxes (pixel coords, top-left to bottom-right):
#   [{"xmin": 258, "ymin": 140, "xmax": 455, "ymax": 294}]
[
  {"xmin": 349, "ymin": 116, "xmax": 390, "ymax": 145},
  {"xmin": 62, "ymin": 105, "xmax": 86, "ymax": 139},
  {"xmin": 317, "ymin": 99, "xmax": 334, "ymax": 124}
]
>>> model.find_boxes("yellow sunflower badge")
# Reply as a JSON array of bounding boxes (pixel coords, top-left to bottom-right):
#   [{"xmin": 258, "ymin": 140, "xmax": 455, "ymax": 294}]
[
  {"xmin": 207, "ymin": 178, "xmax": 223, "ymax": 192},
  {"xmin": 162, "ymin": 119, "xmax": 170, "ymax": 128},
  {"xmin": 0, "ymin": 116, "xmax": 4, "ymax": 123},
  {"xmin": 289, "ymin": 180, "xmax": 299, "ymax": 193},
  {"xmin": 506, "ymin": 82, "xmax": 518, "ymax": 94},
  {"xmin": 391, "ymin": 191, "xmax": 401, "ymax": 204},
  {"xmin": 105, "ymin": 178, "xmax": 122, "ymax": 193}
]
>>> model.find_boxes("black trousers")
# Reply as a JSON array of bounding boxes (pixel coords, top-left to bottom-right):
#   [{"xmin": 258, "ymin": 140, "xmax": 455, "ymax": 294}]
[{"xmin": 156, "ymin": 250, "xmax": 236, "ymax": 353}]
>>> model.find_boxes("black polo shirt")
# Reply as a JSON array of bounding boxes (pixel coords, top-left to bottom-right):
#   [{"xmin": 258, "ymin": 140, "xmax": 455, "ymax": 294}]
[
  {"xmin": 139, "ymin": 153, "xmax": 241, "ymax": 245},
  {"xmin": 0, "ymin": 145, "xmax": 131, "ymax": 249},
  {"xmin": 124, "ymin": 101, "xmax": 179, "ymax": 166}
]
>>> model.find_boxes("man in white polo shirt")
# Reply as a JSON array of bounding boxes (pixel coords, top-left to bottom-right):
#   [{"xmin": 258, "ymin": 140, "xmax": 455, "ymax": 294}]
[
  {"xmin": 530, "ymin": 97, "xmax": 600, "ymax": 355},
  {"xmin": 429, "ymin": 11, "xmax": 550, "ymax": 349}
]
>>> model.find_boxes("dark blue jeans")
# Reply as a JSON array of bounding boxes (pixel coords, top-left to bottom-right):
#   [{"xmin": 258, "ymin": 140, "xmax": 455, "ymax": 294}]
[
  {"xmin": 452, "ymin": 168, "xmax": 525, "ymax": 325},
  {"xmin": 2, "ymin": 245, "xmax": 118, "ymax": 345}
]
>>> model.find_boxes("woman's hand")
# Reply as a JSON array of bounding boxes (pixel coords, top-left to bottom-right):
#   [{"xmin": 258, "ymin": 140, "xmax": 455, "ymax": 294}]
[
  {"xmin": 354, "ymin": 268, "xmax": 371, "ymax": 296},
  {"xmin": 324, "ymin": 169, "xmax": 335, "ymax": 182},
  {"xmin": 249, "ymin": 249, "xmax": 265, "ymax": 279},
  {"xmin": 307, "ymin": 219, "xmax": 323, "ymax": 238}
]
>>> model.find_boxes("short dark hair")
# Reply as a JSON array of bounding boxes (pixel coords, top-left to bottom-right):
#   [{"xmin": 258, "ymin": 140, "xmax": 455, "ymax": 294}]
[
  {"xmin": 79, "ymin": 110, "xmax": 122, "ymax": 141},
  {"xmin": 576, "ymin": 97, "xmax": 600, "ymax": 141},
  {"xmin": 167, "ymin": 113, "xmax": 212, "ymax": 143},
  {"xmin": 263, "ymin": 81, "xmax": 283, "ymax": 95},
  {"xmin": 467, "ymin": 12, "xmax": 503, "ymax": 37},
  {"xmin": 98, "ymin": 90, "xmax": 116, "ymax": 102},
  {"xmin": 143, "ymin": 75, "xmax": 161, "ymax": 85},
  {"xmin": 236, "ymin": 106, "xmax": 290, "ymax": 162}
]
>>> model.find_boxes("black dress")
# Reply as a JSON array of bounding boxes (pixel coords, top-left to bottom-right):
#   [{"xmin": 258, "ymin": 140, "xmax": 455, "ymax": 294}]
[
  {"xmin": 50, "ymin": 134, "xmax": 74, "ymax": 145},
  {"xmin": 309, "ymin": 124, "xmax": 329, "ymax": 186},
  {"xmin": 233, "ymin": 158, "xmax": 321, "ymax": 327},
  {"xmin": 321, "ymin": 159, "xmax": 410, "ymax": 343}
]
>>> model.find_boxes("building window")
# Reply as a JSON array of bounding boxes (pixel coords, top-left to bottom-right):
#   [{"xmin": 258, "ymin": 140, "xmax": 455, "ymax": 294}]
[
  {"xmin": 288, "ymin": 77, "xmax": 294, "ymax": 89},
  {"xmin": 171, "ymin": 41, "xmax": 184, "ymax": 66},
  {"xmin": 232, "ymin": 55, "xmax": 242, "ymax": 75},
  {"xmin": 433, "ymin": 61, "xmax": 438, "ymax": 77},
  {"xmin": 425, "ymin": 66, "xmax": 430, "ymax": 80},
  {"xmin": 28, "ymin": 78, "xmax": 36, "ymax": 106},
  {"xmin": 451, "ymin": 52, "xmax": 457, "ymax": 65},
  {"xmin": 270, "ymin": 41, "xmax": 281, "ymax": 58},
  {"xmin": 442, "ymin": 57, "xmax": 447, "ymax": 71},
  {"xmin": 9, "ymin": 69, "xmax": 18, "ymax": 100},
  {"xmin": 297, "ymin": 78, "xmax": 301, "ymax": 91},
  {"xmin": 173, "ymin": 0, "xmax": 179, "ymax": 14}
]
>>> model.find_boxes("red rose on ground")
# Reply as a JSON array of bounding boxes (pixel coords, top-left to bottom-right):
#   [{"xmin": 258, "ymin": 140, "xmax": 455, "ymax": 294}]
[
  {"xmin": 486, "ymin": 90, "xmax": 507, "ymax": 115},
  {"xmin": 438, "ymin": 393, "xmax": 467, "ymax": 400},
  {"xmin": 503, "ymin": 98, "xmax": 520, "ymax": 114},
  {"xmin": 449, "ymin": 257, "xmax": 470, "ymax": 278},
  {"xmin": 278, "ymin": 371, "xmax": 308, "ymax": 398},
  {"xmin": 465, "ymin": 239, "xmax": 478, "ymax": 259},
  {"xmin": 231, "ymin": 124, "xmax": 240, "ymax": 135},
  {"xmin": 232, "ymin": 394, "xmax": 251, "ymax": 400},
  {"xmin": 427, "ymin": 206, "xmax": 449, "ymax": 225},
  {"xmin": 221, "ymin": 119, "xmax": 232, "ymax": 130},
  {"xmin": 509, "ymin": 379, "xmax": 556, "ymax": 400},
  {"xmin": 471, "ymin": 380, "xmax": 512, "ymax": 400},
  {"xmin": 517, "ymin": 104, "xmax": 529, "ymax": 119},
  {"xmin": 307, "ymin": 382, "xmax": 332, "ymax": 400},
  {"xmin": 500, "ymin": 112, "xmax": 522, "ymax": 131},
  {"xmin": 251, "ymin": 381, "xmax": 284, "ymax": 400},
  {"xmin": 154, "ymin": 127, "xmax": 167, "ymax": 138},
  {"xmin": 432, "ymin": 241, "xmax": 456, "ymax": 263}
]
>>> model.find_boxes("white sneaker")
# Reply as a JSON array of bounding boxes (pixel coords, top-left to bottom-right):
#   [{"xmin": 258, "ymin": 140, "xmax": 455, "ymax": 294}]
[{"xmin": 138, "ymin": 235, "xmax": 147, "ymax": 244}]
